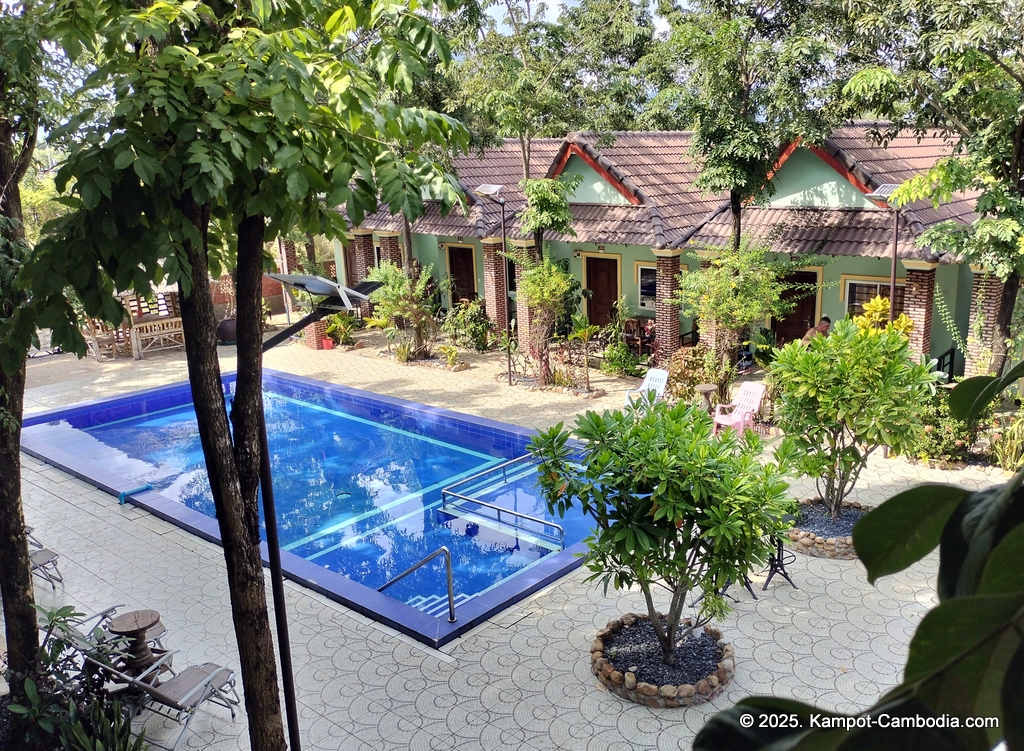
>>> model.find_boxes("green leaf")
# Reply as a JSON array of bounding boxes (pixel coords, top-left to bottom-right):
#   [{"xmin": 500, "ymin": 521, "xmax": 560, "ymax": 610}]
[
  {"xmin": 286, "ymin": 170, "xmax": 308, "ymax": 201},
  {"xmin": 978, "ymin": 523, "xmax": 1024, "ymax": 594},
  {"xmin": 903, "ymin": 593, "xmax": 1024, "ymax": 685},
  {"xmin": 114, "ymin": 148, "xmax": 136, "ymax": 170},
  {"xmin": 948, "ymin": 375, "xmax": 1003, "ymax": 422},
  {"xmin": 1002, "ymin": 640, "xmax": 1024, "ymax": 750},
  {"xmin": 853, "ymin": 484, "xmax": 968, "ymax": 584}
]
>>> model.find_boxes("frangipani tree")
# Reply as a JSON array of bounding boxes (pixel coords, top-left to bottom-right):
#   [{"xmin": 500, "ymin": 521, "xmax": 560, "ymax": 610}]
[{"xmin": 531, "ymin": 402, "xmax": 795, "ymax": 665}]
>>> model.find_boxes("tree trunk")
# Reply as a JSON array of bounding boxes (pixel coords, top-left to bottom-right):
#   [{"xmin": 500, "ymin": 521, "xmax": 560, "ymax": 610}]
[
  {"xmin": 0, "ymin": 359, "xmax": 38, "ymax": 693},
  {"xmin": 729, "ymin": 190, "xmax": 742, "ymax": 251},
  {"xmin": 304, "ymin": 232, "xmax": 316, "ymax": 268},
  {"xmin": 532, "ymin": 228, "xmax": 544, "ymax": 262},
  {"xmin": 402, "ymin": 215, "xmax": 415, "ymax": 279},
  {"xmin": 0, "ymin": 133, "xmax": 39, "ymax": 697},
  {"xmin": 175, "ymin": 195, "xmax": 286, "ymax": 751},
  {"xmin": 992, "ymin": 271, "xmax": 1021, "ymax": 376}
]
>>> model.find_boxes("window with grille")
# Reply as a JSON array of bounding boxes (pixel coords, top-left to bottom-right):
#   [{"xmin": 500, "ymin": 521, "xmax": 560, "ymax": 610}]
[{"xmin": 847, "ymin": 282, "xmax": 905, "ymax": 316}]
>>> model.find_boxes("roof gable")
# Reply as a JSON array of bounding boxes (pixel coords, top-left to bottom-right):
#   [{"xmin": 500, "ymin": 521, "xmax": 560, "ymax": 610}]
[
  {"xmin": 768, "ymin": 148, "xmax": 876, "ymax": 209},
  {"xmin": 559, "ymin": 154, "xmax": 632, "ymax": 205}
]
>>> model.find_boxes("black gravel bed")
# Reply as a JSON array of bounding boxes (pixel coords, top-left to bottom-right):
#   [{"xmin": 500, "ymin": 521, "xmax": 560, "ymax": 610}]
[
  {"xmin": 603, "ymin": 621, "xmax": 722, "ymax": 687},
  {"xmin": 797, "ymin": 504, "xmax": 865, "ymax": 537}
]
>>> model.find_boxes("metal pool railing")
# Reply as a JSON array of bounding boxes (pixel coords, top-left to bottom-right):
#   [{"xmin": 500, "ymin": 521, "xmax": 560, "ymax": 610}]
[
  {"xmin": 377, "ymin": 546, "xmax": 457, "ymax": 623},
  {"xmin": 439, "ymin": 455, "xmax": 565, "ymax": 550}
]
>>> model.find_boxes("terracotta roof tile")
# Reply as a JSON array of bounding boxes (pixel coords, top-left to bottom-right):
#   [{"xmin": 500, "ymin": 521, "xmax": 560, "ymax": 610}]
[{"xmin": 690, "ymin": 206, "xmax": 942, "ymax": 261}]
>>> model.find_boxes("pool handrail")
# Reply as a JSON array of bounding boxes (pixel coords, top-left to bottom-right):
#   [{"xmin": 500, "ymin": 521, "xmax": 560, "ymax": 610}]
[
  {"xmin": 440, "ymin": 492, "xmax": 565, "ymax": 549},
  {"xmin": 445, "ymin": 454, "xmax": 535, "ymax": 491},
  {"xmin": 377, "ymin": 546, "xmax": 457, "ymax": 623}
]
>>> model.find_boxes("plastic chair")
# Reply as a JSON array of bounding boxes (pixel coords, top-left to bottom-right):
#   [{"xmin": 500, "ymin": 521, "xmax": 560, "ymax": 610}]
[
  {"xmin": 713, "ymin": 382, "xmax": 766, "ymax": 435},
  {"xmin": 624, "ymin": 368, "xmax": 669, "ymax": 407}
]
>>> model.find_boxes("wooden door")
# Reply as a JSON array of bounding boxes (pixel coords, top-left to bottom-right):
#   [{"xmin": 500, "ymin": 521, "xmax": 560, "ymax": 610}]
[
  {"xmin": 344, "ymin": 244, "xmax": 358, "ymax": 286},
  {"xmin": 586, "ymin": 256, "xmax": 619, "ymax": 327},
  {"xmin": 773, "ymin": 271, "xmax": 819, "ymax": 345},
  {"xmin": 448, "ymin": 246, "xmax": 476, "ymax": 303}
]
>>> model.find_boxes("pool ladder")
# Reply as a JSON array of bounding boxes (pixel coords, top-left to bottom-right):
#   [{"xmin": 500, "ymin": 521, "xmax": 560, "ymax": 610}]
[
  {"xmin": 377, "ymin": 547, "xmax": 458, "ymax": 623},
  {"xmin": 439, "ymin": 455, "xmax": 565, "ymax": 550}
]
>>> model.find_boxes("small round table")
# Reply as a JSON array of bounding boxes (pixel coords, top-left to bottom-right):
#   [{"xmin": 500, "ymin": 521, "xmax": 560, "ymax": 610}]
[
  {"xmin": 108, "ymin": 609, "xmax": 160, "ymax": 675},
  {"xmin": 695, "ymin": 384, "xmax": 718, "ymax": 414}
]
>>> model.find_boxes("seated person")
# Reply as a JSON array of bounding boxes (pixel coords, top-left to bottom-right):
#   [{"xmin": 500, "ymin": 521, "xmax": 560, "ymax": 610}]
[{"xmin": 640, "ymin": 318, "xmax": 656, "ymax": 354}]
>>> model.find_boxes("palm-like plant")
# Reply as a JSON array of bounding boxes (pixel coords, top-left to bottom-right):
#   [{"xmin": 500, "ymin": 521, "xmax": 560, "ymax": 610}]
[{"xmin": 569, "ymin": 313, "xmax": 600, "ymax": 392}]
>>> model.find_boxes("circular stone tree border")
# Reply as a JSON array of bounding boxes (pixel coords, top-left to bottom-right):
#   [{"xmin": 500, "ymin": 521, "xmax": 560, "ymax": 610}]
[
  {"xmin": 785, "ymin": 498, "xmax": 873, "ymax": 560},
  {"xmin": 590, "ymin": 614, "xmax": 734, "ymax": 708}
]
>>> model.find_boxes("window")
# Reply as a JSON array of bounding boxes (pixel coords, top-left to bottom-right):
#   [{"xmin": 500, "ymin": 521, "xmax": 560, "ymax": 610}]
[
  {"xmin": 507, "ymin": 258, "xmax": 516, "ymax": 292},
  {"xmin": 846, "ymin": 281, "xmax": 905, "ymax": 316},
  {"xmin": 638, "ymin": 266, "xmax": 657, "ymax": 310}
]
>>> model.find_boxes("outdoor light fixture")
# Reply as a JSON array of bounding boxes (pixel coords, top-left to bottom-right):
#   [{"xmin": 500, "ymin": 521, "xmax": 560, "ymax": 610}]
[
  {"xmin": 246, "ymin": 271, "xmax": 381, "ymax": 751},
  {"xmin": 865, "ymin": 183, "xmax": 903, "ymax": 323},
  {"xmin": 473, "ymin": 183, "xmax": 512, "ymax": 387}
]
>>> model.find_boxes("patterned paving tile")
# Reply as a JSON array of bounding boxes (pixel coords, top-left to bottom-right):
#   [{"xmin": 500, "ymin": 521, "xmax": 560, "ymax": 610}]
[{"xmin": 8, "ymin": 339, "xmax": 1006, "ymax": 749}]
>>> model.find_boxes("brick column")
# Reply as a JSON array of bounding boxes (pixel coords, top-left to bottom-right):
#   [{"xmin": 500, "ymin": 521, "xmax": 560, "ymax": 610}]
[
  {"xmin": 482, "ymin": 237, "xmax": 508, "ymax": 330},
  {"xmin": 305, "ymin": 318, "xmax": 329, "ymax": 350},
  {"xmin": 903, "ymin": 265, "xmax": 936, "ymax": 358},
  {"xmin": 654, "ymin": 252, "xmax": 680, "ymax": 366},
  {"xmin": 964, "ymin": 268, "xmax": 1003, "ymax": 376},
  {"xmin": 349, "ymin": 230, "xmax": 376, "ymax": 283},
  {"xmin": 378, "ymin": 232, "xmax": 402, "ymax": 267},
  {"xmin": 278, "ymin": 238, "xmax": 299, "ymax": 273}
]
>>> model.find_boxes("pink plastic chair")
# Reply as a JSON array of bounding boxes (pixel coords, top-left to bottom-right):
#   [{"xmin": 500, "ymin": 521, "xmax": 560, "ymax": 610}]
[{"xmin": 713, "ymin": 382, "xmax": 766, "ymax": 435}]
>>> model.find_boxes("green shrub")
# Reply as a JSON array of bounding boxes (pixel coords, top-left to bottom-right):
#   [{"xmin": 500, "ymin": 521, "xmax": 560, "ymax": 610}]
[
  {"xmin": 394, "ymin": 338, "xmax": 415, "ymax": 363},
  {"xmin": 992, "ymin": 409, "xmax": 1024, "ymax": 471},
  {"xmin": 666, "ymin": 342, "xmax": 728, "ymax": 402},
  {"xmin": 769, "ymin": 319, "xmax": 939, "ymax": 520},
  {"xmin": 908, "ymin": 390, "xmax": 978, "ymax": 463},
  {"xmin": 600, "ymin": 340, "xmax": 643, "ymax": 378},
  {"xmin": 325, "ymin": 313, "xmax": 356, "ymax": 346},
  {"xmin": 530, "ymin": 402, "xmax": 796, "ymax": 665},
  {"xmin": 438, "ymin": 344, "xmax": 460, "ymax": 368},
  {"xmin": 440, "ymin": 299, "xmax": 492, "ymax": 351}
]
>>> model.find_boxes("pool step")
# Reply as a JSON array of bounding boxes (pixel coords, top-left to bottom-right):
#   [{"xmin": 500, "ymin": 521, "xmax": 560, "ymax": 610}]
[{"xmin": 406, "ymin": 592, "xmax": 475, "ymax": 618}]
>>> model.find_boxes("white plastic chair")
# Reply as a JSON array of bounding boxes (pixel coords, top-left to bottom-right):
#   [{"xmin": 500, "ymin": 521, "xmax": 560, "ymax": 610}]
[
  {"xmin": 713, "ymin": 381, "xmax": 766, "ymax": 435},
  {"xmin": 624, "ymin": 368, "xmax": 669, "ymax": 407}
]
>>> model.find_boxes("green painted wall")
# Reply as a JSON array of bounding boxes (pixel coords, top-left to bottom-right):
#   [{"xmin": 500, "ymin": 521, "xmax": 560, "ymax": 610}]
[
  {"xmin": 562, "ymin": 155, "xmax": 630, "ymax": 205},
  {"xmin": 768, "ymin": 148, "xmax": 875, "ymax": 209},
  {"xmin": 931, "ymin": 262, "xmax": 964, "ymax": 363}
]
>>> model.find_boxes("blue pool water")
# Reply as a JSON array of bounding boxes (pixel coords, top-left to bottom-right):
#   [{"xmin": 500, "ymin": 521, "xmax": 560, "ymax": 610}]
[{"xmin": 22, "ymin": 371, "xmax": 591, "ymax": 644}]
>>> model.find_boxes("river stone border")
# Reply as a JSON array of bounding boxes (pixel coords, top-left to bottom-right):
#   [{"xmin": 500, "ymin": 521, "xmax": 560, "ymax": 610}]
[
  {"xmin": 590, "ymin": 614, "xmax": 734, "ymax": 708},
  {"xmin": 785, "ymin": 498, "xmax": 873, "ymax": 560}
]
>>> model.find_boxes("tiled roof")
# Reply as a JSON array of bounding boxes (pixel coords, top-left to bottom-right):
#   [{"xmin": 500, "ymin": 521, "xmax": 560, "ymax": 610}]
[
  {"xmin": 821, "ymin": 122, "xmax": 977, "ymax": 228},
  {"xmin": 359, "ymin": 132, "xmax": 725, "ymax": 248},
  {"xmin": 357, "ymin": 123, "xmax": 979, "ymax": 259},
  {"xmin": 689, "ymin": 205, "xmax": 942, "ymax": 261}
]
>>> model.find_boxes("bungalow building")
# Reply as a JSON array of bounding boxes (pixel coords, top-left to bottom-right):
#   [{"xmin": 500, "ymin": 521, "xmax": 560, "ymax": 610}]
[{"xmin": 315, "ymin": 123, "xmax": 994, "ymax": 376}]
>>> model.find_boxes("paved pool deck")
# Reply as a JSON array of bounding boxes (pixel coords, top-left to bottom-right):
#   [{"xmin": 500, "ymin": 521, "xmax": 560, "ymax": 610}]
[{"xmin": 10, "ymin": 331, "xmax": 1004, "ymax": 750}]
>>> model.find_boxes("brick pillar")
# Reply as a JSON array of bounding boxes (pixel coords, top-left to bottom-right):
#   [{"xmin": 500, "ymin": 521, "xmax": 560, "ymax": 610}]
[
  {"xmin": 305, "ymin": 318, "xmax": 329, "ymax": 350},
  {"xmin": 350, "ymin": 231, "xmax": 376, "ymax": 283},
  {"xmin": 482, "ymin": 238, "xmax": 508, "ymax": 330},
  {"xmin": 964, "ymin": 270, "xmax": 1003, "ymax": 376},
  {"xmin": 655, "ymin": 253, "xmax": 680, "ymax": 365},
  {"xmin": 378, "ymin": 232, "xmax": 402, "ymax": 267},
  {"xmin": 904, "ymin": 267, "xmax": 935, "ymax": 358},
  {"xmin": 278, "ymin": 238, "xmax": 299, "ymax": 273}
]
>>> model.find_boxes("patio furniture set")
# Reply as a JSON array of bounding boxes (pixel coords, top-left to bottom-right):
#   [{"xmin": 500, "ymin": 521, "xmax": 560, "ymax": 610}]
[{"xmin": 82, "ymin": 289, "xmax": 186, "ymax": 362}]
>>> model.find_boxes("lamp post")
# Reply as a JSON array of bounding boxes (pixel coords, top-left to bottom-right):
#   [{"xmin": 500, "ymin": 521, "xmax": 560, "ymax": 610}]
[
  {"xmin": 474, "ymin": 184, "xmax": 512, "ymax": 386},
  {"xmin": 866, "ymin": 184, "xmax": 902, "ymax": 323}
]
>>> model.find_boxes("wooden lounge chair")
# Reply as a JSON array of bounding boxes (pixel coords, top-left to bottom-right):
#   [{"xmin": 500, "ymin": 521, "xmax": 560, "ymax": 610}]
[
  {"xmin": 85, "ymin": 651, "xmax": 239, "ymax": 751},
  {"xmin": 624, "ymin": 368, "xmax": 669, "ymax": 407}
]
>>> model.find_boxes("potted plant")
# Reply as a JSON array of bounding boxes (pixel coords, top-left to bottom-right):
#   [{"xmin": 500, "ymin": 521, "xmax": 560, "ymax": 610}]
[
  {"xmin": 325, "ymin": 312, "xmax": 356, "ymax": 348},
  {"xmin": 530, "ymin": 401, "xmax": 796, "ymax": 706}
]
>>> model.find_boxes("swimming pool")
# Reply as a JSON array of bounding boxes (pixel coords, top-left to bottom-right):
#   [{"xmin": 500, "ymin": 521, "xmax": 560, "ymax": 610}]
[{"xmin": 21, "ymin": 370, "xmax": 591, "ymax": 646}]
